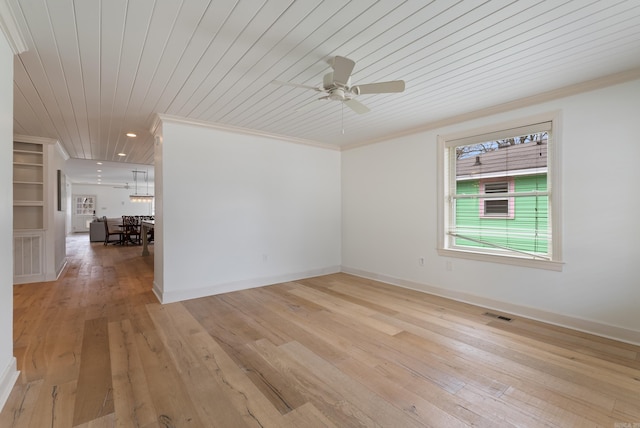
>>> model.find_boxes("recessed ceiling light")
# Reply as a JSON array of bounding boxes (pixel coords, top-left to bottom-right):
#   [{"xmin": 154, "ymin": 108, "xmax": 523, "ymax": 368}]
[
  {"xmin": 118, "ymin": 153, "xmax": 126, "ymax": 156},
  {"xmin": 97, "ymin": 169, "xmax": 102, "ymax": 172},
  {"xmin": 96, "ymin": 162, "xmax": 102, "ymax": 165},
  {"xmin": 126, "ymin": 133, "xmax": 137, "ymax": 137}
]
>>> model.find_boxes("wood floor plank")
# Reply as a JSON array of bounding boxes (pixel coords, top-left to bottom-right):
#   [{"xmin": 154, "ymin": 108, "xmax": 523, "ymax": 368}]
[
  {"xmin": 288, "ymin": 284, "xmax": 404, "ymax": 336},
  {"xmin": 183, "ymin": 296, "xmax": 310, "ymax": 414},
  {"xmin": 16, "ymin": 303, "xmax": 60, "ymax": 383},
  {"xmin": 282, "ymin": 338, "xmax": 471, "ymax": 428},
  {"xmin": 132, "ymin": 313, "xmax": 206, "ymax": 427},
  {"xmin": 297, "ymin": 303, "xmax": 469, "ymax": 395},
  {"xmin": 146, "ymin": 303, "xmax": 260, "ymax": 428},
  {"xmin": 297, "ymin": 276, "xmax": 399, "ymax": 317},
  {"xmin": 335, "ymin": 356, "xmax": 504, "ymax": 428},
  {"xmin": 27, "ymin": 380, "xmax": 77, "ymax": 428},
  {"xmin": 455, "ymin": 384, "xmax": 551, "ymax": 427},
  {"xmin": 108, "ymin": 319, "xmax": 160, "ymax": 428},
  {"xmin": 613, "ymin": 396, "xmax": 640, "ymax": 421},
  {"xmin": 73, "ymin": 412, "xmax": 116, "ymax": 428},
  {"xmin": 281, "ymin": 402, "xmax": 338, "ymax": 428},
  {"xmin": 244, "ymin": 286, "xmax": 350, "ymax": 364},
  {"xmin": 249, "ymin": 338, "xmax": 384, "ymax": 428},
  {"xmin": 153, "ymin": 303, "xmax": 286, "ymax": 427},
  {"xmin": 501, "ymin": 385, "xmax": 616, "ymax": 427},
  {"xmin": 386, "ymin": 311, "xmax": 620, "ymax": 412},
  {"xmin": 73, "ymin": 317, "xmax": 114, "ymax": 426},
  {"xmin": 390, "ymin": 326, "xmax": 620, "ymax": 426},
  {"xmin": 0, "ymin": 379, "xmax": 43, "ymax": 428}
]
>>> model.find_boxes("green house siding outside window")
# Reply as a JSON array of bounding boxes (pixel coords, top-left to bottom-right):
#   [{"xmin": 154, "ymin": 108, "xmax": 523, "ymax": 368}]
[{"xmin": 455, "ymin": 175, "xmax": 548, "ymax": 253}]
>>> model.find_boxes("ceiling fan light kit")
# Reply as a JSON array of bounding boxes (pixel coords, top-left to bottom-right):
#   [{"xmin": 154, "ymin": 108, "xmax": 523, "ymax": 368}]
[{"xmin": 274, "ymin": 55, "xmax": 405, "ymax": 115}]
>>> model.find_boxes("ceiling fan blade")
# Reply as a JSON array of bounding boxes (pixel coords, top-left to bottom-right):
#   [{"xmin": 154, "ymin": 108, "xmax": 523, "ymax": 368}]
[
  {"xmin": 344, "ymin": 99, "xmax": 370, "ymax": 114},
  {"xmin": 353, "ymin": 80, "xmax": 405, "ymax": 95},
  {"xmin": 272, "ymin": 80, "xmax": 322, "ymax": 91},
  {"xmin": 331, "ymin": 56, "xmax": 355, "ymax": 87}
]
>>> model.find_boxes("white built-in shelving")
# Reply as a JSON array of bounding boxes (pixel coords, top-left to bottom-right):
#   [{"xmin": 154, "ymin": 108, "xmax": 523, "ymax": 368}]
[
  {"xmin": 13, "ymin": 135, "xmax": 68, "ymax": 284},
  {"xmin": 13, "ymin": 141, "xmax": 44, "ymax": 230},
  {"xmin": 13, "ymin": 140, "xmax": 46, "ymax": 282}
]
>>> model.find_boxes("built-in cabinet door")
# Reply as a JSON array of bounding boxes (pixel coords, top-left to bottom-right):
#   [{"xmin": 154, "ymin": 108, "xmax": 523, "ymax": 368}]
[{"xmin": 72, "ymin": 194, "xmax": 96, "ymax": 232}]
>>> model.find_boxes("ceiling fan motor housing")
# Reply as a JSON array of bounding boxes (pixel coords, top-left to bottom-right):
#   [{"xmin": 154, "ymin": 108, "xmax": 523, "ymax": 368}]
[
  {"xmin": 324, "ymin": 72, "xmax": 356, "ymax": 101},
  {"xmin": 329, "ymin": 88, "xmax": 346, "ymax": 101}
]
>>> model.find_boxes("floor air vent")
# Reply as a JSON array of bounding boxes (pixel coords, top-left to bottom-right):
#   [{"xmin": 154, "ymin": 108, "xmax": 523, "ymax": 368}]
[{"xmin": 483, "ymin": 312, "xmax": 513, "ymax": 322}]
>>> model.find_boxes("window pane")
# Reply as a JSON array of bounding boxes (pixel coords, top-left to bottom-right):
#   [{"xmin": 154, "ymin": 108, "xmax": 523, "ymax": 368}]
[
  {"xmin": 451, "ymin": 131, "xmax": 549, "ymax": 258},
  {"xmin": 454, "ymin": 196, "xmax": 549, "ymax": 251},
  {"xmin": 484, "ymin": 182, "xmax": 508, "ymax": 193},
  {"xmin": 485, "ymin": 199, "xmax": 508, "ymax": 214}
]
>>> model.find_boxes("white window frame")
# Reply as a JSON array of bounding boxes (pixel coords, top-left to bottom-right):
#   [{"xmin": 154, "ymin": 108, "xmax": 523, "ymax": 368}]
[{"xmin": 437, "ymin": 112, "xmax": 563, "ymax": 271}]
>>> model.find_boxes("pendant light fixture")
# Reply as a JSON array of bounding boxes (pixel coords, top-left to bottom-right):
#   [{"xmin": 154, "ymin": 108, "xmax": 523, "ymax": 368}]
[{"xmin": 129, "ymin": 170, "xmax": 154, "ymax": 202}]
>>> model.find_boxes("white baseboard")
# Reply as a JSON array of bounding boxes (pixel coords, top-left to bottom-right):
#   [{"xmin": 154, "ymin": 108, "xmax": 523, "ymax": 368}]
[
  {"xmin": 341, "ymin": 266, "xmax": 640, "ymax": 346},
  {"xmin": 13, "ymin": 274, "xmax": 45, "ymax": 285},
  {"xmin": 152, "ymin": 280, "xmax": 162, "ymax": 303},
  {"xmin": 0, "ymin": 357, "xmax": 19, "ymax": 412},
  {"xmin": 156, "ymin": 266, "xmax": 342, "ymax": 304},
  {"xmin": 55, "ymin": 258, "xmax": 68, "ymax": 280}
]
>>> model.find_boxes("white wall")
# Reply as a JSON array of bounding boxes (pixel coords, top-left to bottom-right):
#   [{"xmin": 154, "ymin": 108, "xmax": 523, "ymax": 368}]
[
  {"xmin": 0, "ymin": 26, "xmax": 19, "ymax": 410},
  {"xmin": 342, "ymin": 79, "xmax": 640, "ymax": 344},
  {"xmin": 70, "ymin": 183, "xmax": 155, "ymax": 223},
  {"xmin": 47, "ymin": 144, "xmax": 68, "ymax": 278},
  {"xmin": 155, "ymin": 119, "xmax": 342, "ymax": 303}
]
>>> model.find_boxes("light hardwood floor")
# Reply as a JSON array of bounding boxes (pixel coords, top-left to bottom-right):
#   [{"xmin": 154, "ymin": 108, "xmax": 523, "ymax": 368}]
[{"xmin": 1, "ymin": 234, "xmax": 639, "ymax": 427}]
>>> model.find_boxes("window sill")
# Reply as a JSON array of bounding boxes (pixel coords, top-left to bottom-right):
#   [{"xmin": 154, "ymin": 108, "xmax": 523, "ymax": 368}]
[{"xmin": 437, "ymin": 248, "xmax": 564, "ymax": 271}]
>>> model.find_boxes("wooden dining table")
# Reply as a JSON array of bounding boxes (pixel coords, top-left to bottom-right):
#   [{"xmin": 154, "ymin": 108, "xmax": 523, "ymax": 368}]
[{"xmin": 141, "ymin": 219, "xmax": 155, "ymax": 256}]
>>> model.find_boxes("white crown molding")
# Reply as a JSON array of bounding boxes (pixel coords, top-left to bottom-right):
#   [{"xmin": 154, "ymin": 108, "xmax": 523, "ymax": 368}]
[
  {"xmin": 0, "ymin": 0, "xmax": 26, "ymax": 54},
  {"xmin": 154, "ymin": 114, "xmax": 339, "ymax": 151},
  {"xmin": 13, "ymin": 134, "xmax": 58, "ymax": 145},
  {"xmin": 149, "ymin": 114, "xmax": 162, "ymax": 137},
  {"xmin": 341, "ymin": 68, "xmax": 640, "ymax": 151},
  {"xmin": 55, "ymin": 141, "xmax": 70, "ymax": 160}
]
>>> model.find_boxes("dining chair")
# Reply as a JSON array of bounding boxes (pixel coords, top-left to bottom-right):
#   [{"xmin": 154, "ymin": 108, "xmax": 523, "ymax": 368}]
[
  {"xmin": 103, "ymin": 217, "xmax": 122, "ymax": 245},
  {"xmin": 122, "ymin": 215, "xmax": 141, "ymax": 245}
]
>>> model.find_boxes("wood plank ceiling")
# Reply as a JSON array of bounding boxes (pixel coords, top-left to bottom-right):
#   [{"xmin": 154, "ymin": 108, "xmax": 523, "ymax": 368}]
[{"xmin": 9, "ymin": 0, "xmax": 640, "ymax": 179}]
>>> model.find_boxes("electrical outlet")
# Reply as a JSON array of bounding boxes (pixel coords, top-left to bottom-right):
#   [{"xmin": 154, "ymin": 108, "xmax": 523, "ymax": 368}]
[{"xmin": 418, "ymin": 257, "xmax": 425, "ymax": 266}]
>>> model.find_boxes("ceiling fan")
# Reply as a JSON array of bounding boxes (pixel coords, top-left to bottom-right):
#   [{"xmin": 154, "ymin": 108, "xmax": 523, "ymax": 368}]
[{"xmin": 273, "ymin": 56, "xmax": 405, "ymax": 114}]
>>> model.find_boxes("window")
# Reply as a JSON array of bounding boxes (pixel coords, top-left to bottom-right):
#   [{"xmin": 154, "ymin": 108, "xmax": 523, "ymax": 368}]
[
  {"xmin": 74, "ymin": 195, "xmax": 96, "ymax": 216},
  {"xmin": 437, "ymin": 115, "xmax": 562, "ymax": 271},
  {"xmin": 480, "ymin": 179, "xmax": 514, "ymax": 218}
]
